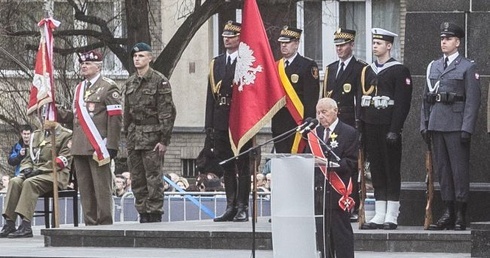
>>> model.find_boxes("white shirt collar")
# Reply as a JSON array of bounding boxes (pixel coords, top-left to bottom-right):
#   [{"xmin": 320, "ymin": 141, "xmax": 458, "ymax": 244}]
[
  {"xmin": 339, "ymin": 55, "xmax": 353, "ymax": 69},
  {"xmin": 328, "ymin": 118, "xmax": 339, "ymax": 132},
  {"xmin": 443, "ymin": 52, "xmax": 459, "ymax": 66},
  {"xmin": 227, "ymin": 51, "xmax": 238, "ymax": 63},
  {"xmin": 284, "ymin": 52, "xmax": 298, "ymax": 65}
]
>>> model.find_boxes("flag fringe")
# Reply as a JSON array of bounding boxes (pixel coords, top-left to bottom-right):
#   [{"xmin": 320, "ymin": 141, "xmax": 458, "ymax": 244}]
[{"xmin": 230, "ymin": 96, "xmax": 286, "ymax": 156}]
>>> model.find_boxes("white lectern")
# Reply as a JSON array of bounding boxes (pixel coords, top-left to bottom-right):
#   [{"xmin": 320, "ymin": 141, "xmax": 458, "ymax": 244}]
[{"xmin": 268, "ymin": 154, "xmax": 323, "ymax": 258}]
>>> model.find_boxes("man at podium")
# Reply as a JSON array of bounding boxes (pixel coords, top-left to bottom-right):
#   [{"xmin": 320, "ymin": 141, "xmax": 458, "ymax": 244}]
[{"xmin": 306, "ymin": 97, "xmax": 358, "ymax": 258}]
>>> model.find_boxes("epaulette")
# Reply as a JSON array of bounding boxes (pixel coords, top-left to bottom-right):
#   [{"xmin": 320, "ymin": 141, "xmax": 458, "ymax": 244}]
[
  {"xmin": 102, "ymin": 77, "xmax": 116, "ymax": 85},
  {"xmin": 357, "ymin": 58, "xmax": 368, "ymax": 65},
  {"xmin": 304, "ymin": 56, "xmax": 314, "ymax": 62}
]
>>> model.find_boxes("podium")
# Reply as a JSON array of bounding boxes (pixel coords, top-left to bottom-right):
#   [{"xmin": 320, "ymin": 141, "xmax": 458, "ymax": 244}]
[{"xmin": 267, "ymin": 154, "xmax": 325, "ymax": 258}]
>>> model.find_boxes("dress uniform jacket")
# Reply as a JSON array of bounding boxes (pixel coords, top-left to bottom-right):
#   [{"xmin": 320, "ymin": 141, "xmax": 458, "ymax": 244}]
[
  {"xmin": 306, "ymin": 121, "xmax": 357, "ymax": 258},
  {"xmin": 205, "ymin": 54, "xmax": 234, "ymax": 132},
  {"xmin": 272, "ymin": 54, "xmax": 319, "ymax": 153},
  {"xmin": 3, "ymin": 125, "xmax": 72, "ymax": 221},
  {"xmin": 124, "ymin": 67, "xmax": 176, "ymax": 150},
  {"xmin": 66, "ymin": 76, "xmax": 122, "ymax": 156},
  {"xmin": 420, "ymin": 55, "xmax": 480, "ymax": 134},
  {"xmin": 324, "ymin": 56, "xmax": 367, "ymax": 127},
  {"xmin": 360, "ymin": 58, "xmax": 412, "ymax": 133}
]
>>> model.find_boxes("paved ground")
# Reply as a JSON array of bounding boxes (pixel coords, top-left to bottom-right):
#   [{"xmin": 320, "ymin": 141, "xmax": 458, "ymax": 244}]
[{"xmin": 0, "ymin": 226, "xmax": 469, "ymax": 258}]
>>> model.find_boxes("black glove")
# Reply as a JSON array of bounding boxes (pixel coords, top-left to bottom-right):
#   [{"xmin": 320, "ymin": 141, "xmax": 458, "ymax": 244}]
[
  {"xmin": 24, "ymin": 169, "xmax": 41, "ymax": 179},
  {"xmin": 421, "ymin": 129, "xmax": 431, "ymax": 144},
  {"xmin": 386, "ymin": 132, "xmax": 400, "ymax": 145},
  {"xmin": 108, "ymin": 149, "xmax": 118, "ymax": 159},
  {"xmin": 461, "ymin": 131, "xmax": 471, "ymax": 143},
  {"xmin": 20, "ymin": 168, "xmax": 33, "ymax": 178}
]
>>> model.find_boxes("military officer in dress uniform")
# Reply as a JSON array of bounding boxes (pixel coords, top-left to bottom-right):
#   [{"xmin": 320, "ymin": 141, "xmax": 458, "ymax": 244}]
[
  {"xmin": 323, "ymin": 28, "xmax": 368, "ymax": 222},
  {"xmin": 59, "ymin": 50, "xmax": 122, "ymax": 226},
  {"xmin": 124, "ymin": 42, "xmax": 176, "ymax": 223},
  {"xmin": 272, "ymin": 26, "xmax": 320, "ymax": 153},
  {"xmin": 421, "ymin": 22, "xmax": 480, "ymax": 231},
  {"xmin": 205, "ymin": 21, "xmax": 252, "ymax": 222},
  {"xmin": 0, "ymin": 123, "xmax": 72, "ymax": 238},
  {"xmin": 360, "ymin": 28, "xmax": 412, "ymax": 230}
]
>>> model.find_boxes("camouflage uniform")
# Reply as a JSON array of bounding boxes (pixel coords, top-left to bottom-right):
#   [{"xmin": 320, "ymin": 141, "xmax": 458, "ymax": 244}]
[
  {"xmin": 3, "ymin": 124, "xmax": 72, "ymax": 222},
  {"xmin": 123, "ymin": 67, "xmax": 176, "ymax": 217}
]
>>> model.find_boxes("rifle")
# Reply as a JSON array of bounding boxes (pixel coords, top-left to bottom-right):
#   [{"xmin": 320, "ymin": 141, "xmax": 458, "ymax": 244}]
[
  {"xmin": 357, "ymin": 134, "xmax": 367, "ymax": 229},
  {"xmin": 423, "ymin": 135, "xmax": 434, "ymax": 230}
]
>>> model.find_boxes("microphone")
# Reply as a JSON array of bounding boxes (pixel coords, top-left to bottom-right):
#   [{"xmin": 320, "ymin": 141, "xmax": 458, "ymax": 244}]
[
  {"xmin": 296, "ymin": 117, "xmax": 313, "ymax": 132},
  {"xmin": 299, "ymin": 118, "xmax": 319, "ymax": 133}
]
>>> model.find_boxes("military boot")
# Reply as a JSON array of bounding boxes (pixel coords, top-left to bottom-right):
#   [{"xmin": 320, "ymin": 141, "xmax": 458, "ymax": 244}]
[
  {"xmin": 214, "ymin": 174, "xmax": 237, "ymax": 222},
  {"xmin": 454, "ymin": 202, "xmax": 467, "ymax": 231},
  {"xmin": 8, "ymin": 219, "xmax": 33, "ymax": 238},
  {"xmin": 139, "ymin": 213, "xmax": 150, "ymax": 223},
  {"xmin": 233, "ymin": 175, "xmax": 250, "ymax": 222},
  {"xmin": 428, "ymin": 201, "xmax": 455, "ymax": 230},
  {"xmin": 0, "ymin": 220, "xmax": 16, "ymax": 238}
]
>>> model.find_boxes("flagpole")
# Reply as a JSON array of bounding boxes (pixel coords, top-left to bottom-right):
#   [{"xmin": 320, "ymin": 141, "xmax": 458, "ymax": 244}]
[{"xmin": 43, "ymin": 0, "xmax": 60, "ymax": 228}]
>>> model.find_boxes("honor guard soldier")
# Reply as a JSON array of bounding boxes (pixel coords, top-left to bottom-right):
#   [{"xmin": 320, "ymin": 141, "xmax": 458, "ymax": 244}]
[
  {"xmin": 360, "ymin": 28, "xmax": 412, "ymax": 230},
  {"xmin": 124, "ymin": 42, "xmax": 177, "ymax": 223},
  {"xmin": 205, "ymin": 21, "xmax": 252, "ymax": 222},
  {"xmin": 324, "ymin": 28, "xmax": 368, "ymax": 222},
  {"xmin": 272, "ymin": 26, "xmax": 320, "ymax": 153},
  {"xmin": 1, "ymin": 124, "xmax": 72, "ymax": 238},
  {"xmin": 58, "ymin": 50, "xmax": 122, "ymax": 226},
  {"xmin": 421, "ymin": 22, "xmax": 480, "ymax": 231}
]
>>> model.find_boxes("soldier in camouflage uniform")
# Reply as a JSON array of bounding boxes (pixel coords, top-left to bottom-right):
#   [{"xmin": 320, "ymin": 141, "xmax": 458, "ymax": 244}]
[
  {"xmin": 124, "ymin": 42, "xmax": 177, "ymax": 223},
  {"xmin": 0, "ymin": 123, "xmax": 72, "ymax": 238}
]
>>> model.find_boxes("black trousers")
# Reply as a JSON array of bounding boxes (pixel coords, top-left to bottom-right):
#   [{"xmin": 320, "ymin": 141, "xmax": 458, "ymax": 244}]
[
  {"xmin": 314, "ymin": 170, "xmax": 354, "ymax": 258},
  {"xmin": 364, "ymin": 123, "xmax": 402, "ymax": 201}
]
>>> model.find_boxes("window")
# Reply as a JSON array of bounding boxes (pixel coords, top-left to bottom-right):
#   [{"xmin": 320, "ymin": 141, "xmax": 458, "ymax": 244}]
[{"xmin": 182, "ymin": 158, "xmax": 197, "ymax": 178}]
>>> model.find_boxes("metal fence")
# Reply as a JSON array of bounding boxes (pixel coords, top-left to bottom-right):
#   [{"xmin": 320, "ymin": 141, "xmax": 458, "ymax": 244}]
[{"xmin": 0, "ymin": 192, "xmax": 271, "ymax": 226}]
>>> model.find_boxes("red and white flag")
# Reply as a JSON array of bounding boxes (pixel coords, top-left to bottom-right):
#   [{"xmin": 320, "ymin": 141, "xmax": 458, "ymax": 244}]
[
  {"xmin": 27, "ymin": 17, "xmax": 60, "ymax": 121},
  {"xmin": 229, "ymin": 0, "xmax": 286, "ymax": 155}
]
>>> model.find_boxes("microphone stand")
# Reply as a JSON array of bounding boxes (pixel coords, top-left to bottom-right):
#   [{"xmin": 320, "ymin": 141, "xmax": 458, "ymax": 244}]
[
  {"xmin": 309, "ymin": 129, "xmax": 340, "ymax": 258},
  {"xmin": 219, "ymin": 123, "xmax": 308, "ymax": 258}
]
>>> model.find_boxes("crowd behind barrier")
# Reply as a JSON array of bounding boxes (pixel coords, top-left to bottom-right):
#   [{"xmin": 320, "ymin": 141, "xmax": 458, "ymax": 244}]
[{"xmin": 0, "ymin": 192, "xmax": 272, "ymax": 227}]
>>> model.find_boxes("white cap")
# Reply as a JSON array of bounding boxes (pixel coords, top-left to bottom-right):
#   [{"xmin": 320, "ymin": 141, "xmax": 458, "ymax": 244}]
[{"xmin": 371, "ymin": 28, "xmax": 398, "ymax": 43}]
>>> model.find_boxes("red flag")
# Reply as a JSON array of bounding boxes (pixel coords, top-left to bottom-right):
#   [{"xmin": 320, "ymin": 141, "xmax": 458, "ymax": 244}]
[
  {"xmin": 27, "ymin": 17, "xmax": 60, "ymax": 121},
  {"xmin": 229, "ymin": 0, "xmax": 286, "ymax": 155}
]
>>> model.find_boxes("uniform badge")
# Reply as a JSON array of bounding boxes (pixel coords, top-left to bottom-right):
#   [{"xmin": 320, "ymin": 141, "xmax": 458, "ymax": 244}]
[
  {"xmin": 329, "ymin": 132, "xmax": 339, "ymax": 149},
  {"xmin": 291, "ymin": 74, "xmax": 299, "ymax": 83},
  {"xmin": 84, "ymin": 90, "xmax": 91, "ymax": 99},
  {"xmin": 311, "ymin": 67, "xmax": 319, "ymax": 79},
  {"xmin": 343, "ymin": 83, "xmax": 352, "ymax": 93},
  {"xmin": 405, "ymin": 78, "xmax": 411, "ymax": 85},
  {"xmin": 88, "ymin": 103, "xmax": 95, "ymax": 112},
  {"xmin": 112, "ymin": 92, "xmax": 120, "ymax": 99},
  {"xmin": 326, "ymin": 90, "xmax": 333, "ymax": 98},
  {"xmin": 475, "ymin": 73, "xmax": 480, "ymax": 80}
]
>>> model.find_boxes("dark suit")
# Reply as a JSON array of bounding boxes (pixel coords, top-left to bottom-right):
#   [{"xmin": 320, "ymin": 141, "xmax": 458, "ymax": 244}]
[
  {"xmin": 307, "ymin": 120, "xmax": 358, "ymax": 258},
  {"xmin": 272, "ymin": 54, "xmax": 319, "ymax": 153},
  {"xmin": 324, "ymin": 56, "xmax": 367, "ymax": 127},
  {"xmin": 420, "ymin": 54, "xmax": 480, "ymax": 203},
  {"xmin": 205, "ymin": 53, "xmax": 251, "ymax": 221},
  {"xmin": 360, "ymin": 58, "xmax": 412, "ymax": 201}
]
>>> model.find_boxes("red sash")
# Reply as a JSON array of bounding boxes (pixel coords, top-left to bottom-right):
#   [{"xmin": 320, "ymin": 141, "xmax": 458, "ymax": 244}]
[
  {"xmin": 307, "ymin": 130, "xmax": 354, "ymax": 211},
  {"xmin": 74, "ymin": 82, "xmax": 110, "ymax": 166}
]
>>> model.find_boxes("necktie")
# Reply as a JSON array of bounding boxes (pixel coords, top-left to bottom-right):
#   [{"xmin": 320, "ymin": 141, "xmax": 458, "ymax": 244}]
[
  {"xmin": 443, "ymin": 57, "xmax": 449, "ymax": 70},
  {"xmin": 84, "ymin": 81, "xmax": 92, "ymax": 99},
  {"xmin": 227, "ymin": 56, "xmax": 232, "ymax": 66},
  {"xmin": 337, "ymin": 62, "xmax": 345, "ymax": 79},
  {"xmin": 285, "ymin": 60, "xmax": 289, "ymax": 67},
  {"xmin": 324, "ymin": 128, "xmax": 330, "ymax": 143}
]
